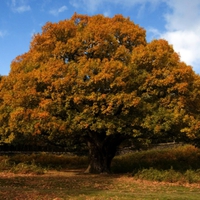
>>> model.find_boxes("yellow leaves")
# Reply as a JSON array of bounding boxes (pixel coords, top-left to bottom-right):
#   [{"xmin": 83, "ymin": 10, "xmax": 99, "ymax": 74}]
[
  {"xmin": 37, "ymin": 111, "xmax": 49, "ymax": 119},
  {"xmin": 102, "ymin": 101, "xmax": 114, "ymax": 115},
  {"xmin": 154, "ymin": 125, "xmax": 161, "ymax": 133},
  {"xmin": 101, "ymin": 94, "xmax": 106, "ymax": 99},
  {"xmin": 122, "ymin": 91, "xmax": 140, "ymax": 107},
  {"xmin": 65, "ymin": 13, "xmax": 146, "ymax": 61},
  {"xmin": 9, "ymin": 107, "xmax": 25, "ymax": 122},
  {"xmin": 73, "ymin": 96, "xmax": 82, "ymax": 104},
  {"xmin": 2, "ymin": 12, "xmax": 200, "ymax": 147},
  {"xmin": 8, "ymin": 107, "xmax": 35, "ymax": 135},
  {"xmin": 113, "ymin": 45, "xmax": 131, "ymax": 63},
  {"xmin": 132, "ymin": 39, "xmax": 180, "ymax": 75},
  {"xmin": 34, "ymin": 122, "xmax": 42, "ymax": 135},
  {"xmin": 39, "ymin": 99, "xmax": 52, "ymax": 110},
  {"xmin": 103, "ymin": 122, "xmax": 116, "ymax": 135},
  {"xmin": 131, "ymin": 97, "xmax": 141, "ymax": 107},
  {"xmin": 182, "ymin": 114, "xmax": 200, "ymax": 138},
  {"xmin": 174, "ymin": 82, "xmax": 189, "ymax": 94}
]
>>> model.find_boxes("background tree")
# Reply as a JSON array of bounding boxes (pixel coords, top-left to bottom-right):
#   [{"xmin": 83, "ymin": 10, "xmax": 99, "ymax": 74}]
[{"xmin": 1, "ymin": 13, "xmax": 200, "ymax": 173}]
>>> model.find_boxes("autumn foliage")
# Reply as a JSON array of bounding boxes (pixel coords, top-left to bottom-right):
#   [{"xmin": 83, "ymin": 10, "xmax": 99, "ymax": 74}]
[{"xmin": 0, "ymin": 13, "xmax": 200, "ymax": 173}]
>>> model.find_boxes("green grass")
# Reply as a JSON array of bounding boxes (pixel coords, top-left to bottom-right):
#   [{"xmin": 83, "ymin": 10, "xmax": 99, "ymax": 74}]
[
  {"xmin": 0, "ymin": 145, "xmax": 200, "ymax": 199},
  {"xmin": 0, "ymin": 170, "xmax": 200, "ymax": 200},
  {"xmin": 133, "ymin": 168, "xmax": 200, "ymax": 183}
]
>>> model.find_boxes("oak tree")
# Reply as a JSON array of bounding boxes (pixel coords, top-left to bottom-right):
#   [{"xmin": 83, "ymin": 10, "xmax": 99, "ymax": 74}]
[{"xmin": 1, "ymin": 13, "xmax": 200, "ymax": 173}]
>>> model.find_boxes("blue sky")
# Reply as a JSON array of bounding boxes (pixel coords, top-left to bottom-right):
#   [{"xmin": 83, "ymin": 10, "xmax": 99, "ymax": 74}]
[{"xmin": 0, "ymin": 0, "xmax": 200, "ymax": 75}]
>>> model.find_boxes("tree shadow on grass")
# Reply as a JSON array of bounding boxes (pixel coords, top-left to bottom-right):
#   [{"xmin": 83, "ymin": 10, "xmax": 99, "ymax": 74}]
[
  {"xmin": 0, "ymin": 170, "xmax": 122, "ymax": 200},
  {"xmin": 1, "ymin": 170, "xmax": 200, "ymax": 200}
]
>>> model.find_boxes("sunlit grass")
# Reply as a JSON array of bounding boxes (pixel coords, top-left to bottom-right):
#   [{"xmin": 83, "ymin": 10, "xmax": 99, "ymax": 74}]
[{"xmin": 0, "ymin": 170, "xmax": 200, "ymax": 200}]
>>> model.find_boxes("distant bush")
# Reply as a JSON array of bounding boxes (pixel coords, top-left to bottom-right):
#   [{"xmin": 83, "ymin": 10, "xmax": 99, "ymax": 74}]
[
  {"xmin": 111, "ymin": 144, "xmax": 200, "ymax": 183},
  {"xmin": 1, "ymin": 144, "xmax": 200, "ymax": 181},
  {"xmin": 0, "ymin": 156, "xmax": 12, "ymax": 171},
  {"xmin": 112, "ymin": 144, "xmax": 200, "ymax": 173},
  {"xmin": 0, "ymin": 156, "xmax": 45, "ymax": 174},
  {"xmin": 11, "ymin": 162, "xmax": 45, "ymax": 175},
  {"xmin": 0, "ymin": 153, "xmax": 88, "ymax": 173},
  {"xmin": 133, "ymin": 168, "xmax": 200, "ymax": 183},
  {"xmin": 9, "ymin": 153, "xmax": 88, "ymax": 169}
]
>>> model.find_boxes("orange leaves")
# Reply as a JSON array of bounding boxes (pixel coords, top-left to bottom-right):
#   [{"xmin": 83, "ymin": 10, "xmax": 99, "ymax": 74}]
[
  {"xmin": 63, "ymin": 13, "xmax": 146, "ymax": 61},
  {"xmin": 174, "ymin": 82, "xmax": 189, "ymax": 94},
  {"xmin": 99, "ymin": 91, "xmax": 140, "ymax": 117},
  {"xmin": 37, "ymin": 111, "xmax": 50, "ymax": 120},
  {"xmin": 9, "ymin": 107, "xmax": 25, "ymax": 122},
  {"xmin": 113, "ymin": 45, "xmax": 131, "ymax": 64},
  {"xmin": 8, "ymin": 107, "xmax": 35, "ymax": 135},
  {"xmin": 101, "ymin": 94, "xmax": 106, "ymax": 99},
  {"xmin": 1, "ymin": 13, "xmax": 200, "ymax": 148},
  {"xmin": 73, "ymin": 96, "xmax": 82, "ymax": 104},
  {"xmin": 39, "ymin": 99, "xmax": 52, "ymax": 109},
  {"xmin": 132, "ymin": 39, "xmax": 178, "ymax": 73}
]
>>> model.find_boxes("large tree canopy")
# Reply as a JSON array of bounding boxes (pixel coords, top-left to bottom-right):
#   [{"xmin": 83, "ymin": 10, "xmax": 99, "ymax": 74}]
[{"xmin": 0, "ymin": 13, "xmax": 200, "ymax": 173}]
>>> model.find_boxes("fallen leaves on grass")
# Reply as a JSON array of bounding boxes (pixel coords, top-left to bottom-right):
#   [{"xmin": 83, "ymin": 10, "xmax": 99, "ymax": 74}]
[{"xmin": 0, "ymin": 170, "xmax": 200, "ymax": 200}]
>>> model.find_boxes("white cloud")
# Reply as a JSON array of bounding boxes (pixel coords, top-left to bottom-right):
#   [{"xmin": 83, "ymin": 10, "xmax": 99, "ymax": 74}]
[
  {"xmin": 70, "ymin": 0, "xmax": 160, "ymax": 13},
  {"xmin": 103, "ymin": 10, "xmax": 111, "ymax": 17},
  {"xmin": 15, "ymin": 5, "xmax": 31, "ymax": 13},
  {"xmin": 160, "ymin": 0, "xmax": 200, "ymax": 72},
  {"xmin": 30, "ymin": 29, "xmax": 36, "ymax": 38},
  {"xmin": 162, "ymin": 30, "xmax": 200, "ymax": 68},
  {"xmin": 147, "ymin": 27, "xmax": 161, "ymax": 41},
  {"xmin": 163, "ymin": 0, "xmax": 200, "ymax": 31},
  {"xmin": 49, "ymin": 5, "xmax": 68, "ymax": 16},
  {"xmin": 10, "ymin": 0, "xmax": 31, "ymax": 13},
  {"xmin": 0, "ymin": 30, "xmax": 7, "ymax": 38},
  {"xmin": 70, "ymin": 0, "xmax": 101, "ymax": 13}
]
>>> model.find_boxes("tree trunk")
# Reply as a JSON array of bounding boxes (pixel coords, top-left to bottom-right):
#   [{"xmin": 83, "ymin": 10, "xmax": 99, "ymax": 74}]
[{"xmin": 84, "ymin": 134, "xmax": 122, "ymax": 174}]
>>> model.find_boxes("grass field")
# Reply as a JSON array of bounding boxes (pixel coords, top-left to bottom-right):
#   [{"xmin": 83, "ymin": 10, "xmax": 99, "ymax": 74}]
[
  {"xmin": 1, "ymin": 145, "xmax": 200, "ymax": 199},
  {"xmin": 0, "ymin": 170, "xmax": 200, "ymax": 200}
]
